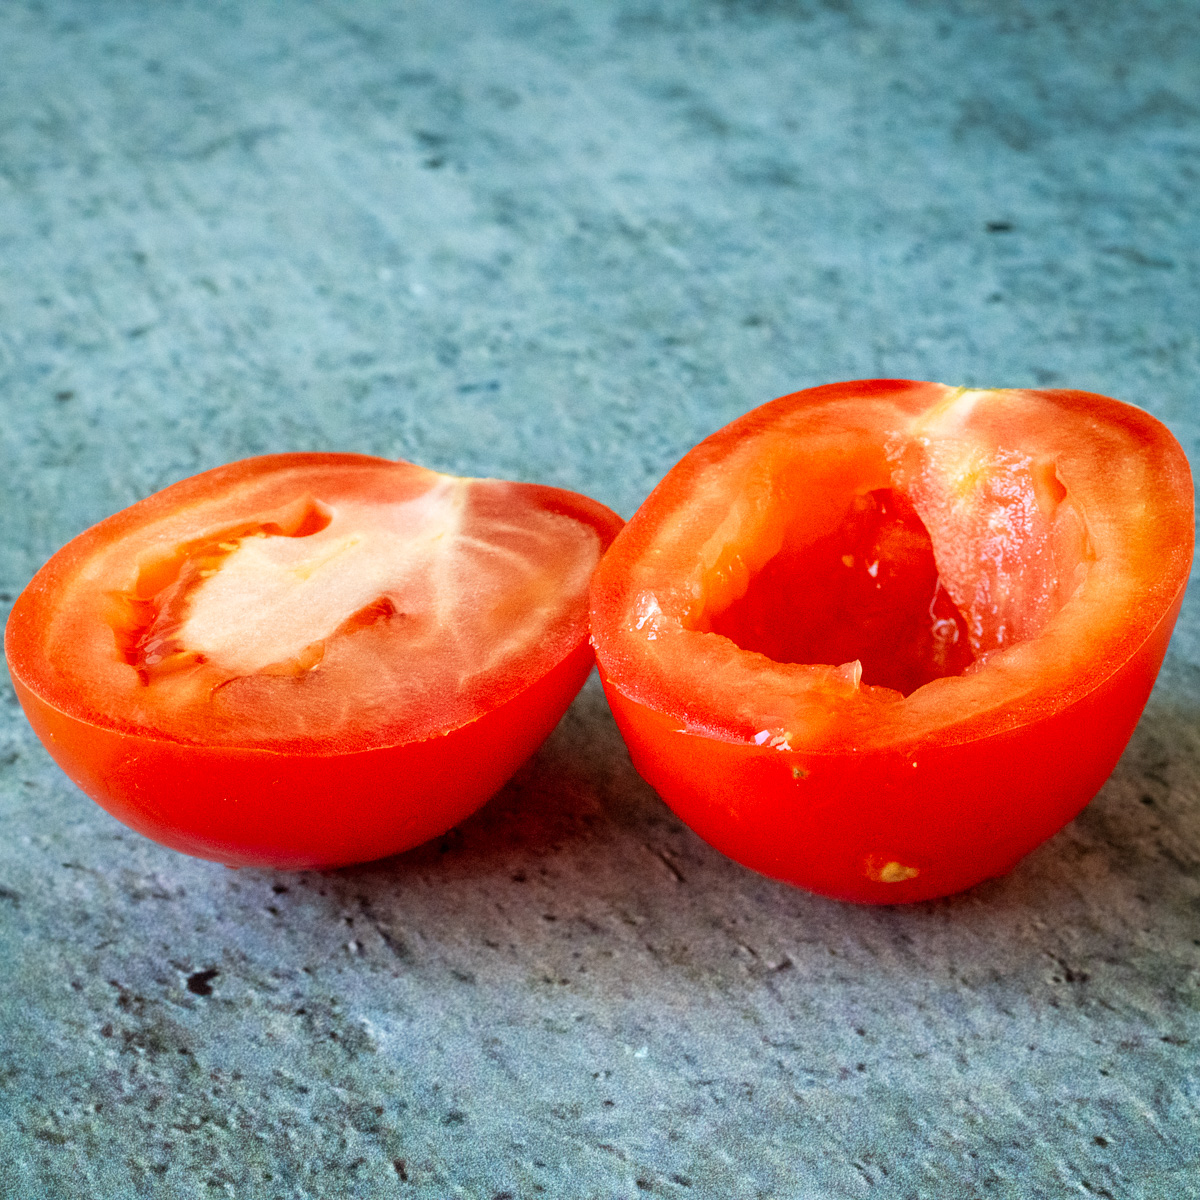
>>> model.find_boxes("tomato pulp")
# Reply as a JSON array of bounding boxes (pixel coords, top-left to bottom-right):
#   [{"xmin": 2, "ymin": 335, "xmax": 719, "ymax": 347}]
[
  {"xmin": 6, "ymin": 454, "xmax": 622, "ymax": 868},
  {"xmin": 590, "ymin": 381, "xmax": 1193, "ymax": 903}
]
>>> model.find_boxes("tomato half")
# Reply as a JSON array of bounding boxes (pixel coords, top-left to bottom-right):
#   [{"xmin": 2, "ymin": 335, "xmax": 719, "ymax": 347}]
[
  {"xmin": 590, "ymin": 380, "xmax": 1193, "ymax": 903},
  {"xmin": 6, "ymin": 454, "xmax": 622, "ymax": 868}
]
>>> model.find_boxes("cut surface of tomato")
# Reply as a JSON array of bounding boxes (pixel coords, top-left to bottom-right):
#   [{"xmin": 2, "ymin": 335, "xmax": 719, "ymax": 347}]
[
  {"xmin": 590, "ymin": 380, "xmax": 1193, "ymax": 903},
  {"xmin": 6, "ymin": 453, "xmax": 622, "ymax": 868}
]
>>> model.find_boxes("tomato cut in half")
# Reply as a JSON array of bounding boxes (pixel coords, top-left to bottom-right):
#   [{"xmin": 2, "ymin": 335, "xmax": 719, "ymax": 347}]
[
  {"xmin": 6, "ymin": 454, "xmax": 622, "ymax": 869},
  {"xmin": 590, "ymin": 380, "xmax": 1193, "ymax": 904}
]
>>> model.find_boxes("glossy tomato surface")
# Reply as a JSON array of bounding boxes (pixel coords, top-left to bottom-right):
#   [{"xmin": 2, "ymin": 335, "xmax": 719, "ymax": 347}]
[
  {"xmin": 6, "ymin": 454, "xmax": 622, "ymax": 868},
  {"xmin": 591, "ymin": 380, "xmax": 1194, "ymax": 903}
]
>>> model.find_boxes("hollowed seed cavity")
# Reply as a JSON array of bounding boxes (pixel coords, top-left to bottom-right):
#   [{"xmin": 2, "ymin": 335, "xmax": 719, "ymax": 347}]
[
  {"xmin": 701, "ymin": 447, "xmax": 1086, "ymax": 697},
  {"xmin": 708, "ymin": 488, "xmax": 975, "ymax": 695}
]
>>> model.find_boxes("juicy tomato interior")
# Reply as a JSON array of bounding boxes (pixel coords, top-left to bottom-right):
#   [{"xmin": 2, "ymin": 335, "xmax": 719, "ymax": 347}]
[
  {"xmin": 593, "ymin": 380, "xmax": 1186, "ymax": 754},
  {"xmin": 694, "ymin": 419, "xmax": 1089, "ymax": 705},
  {"xmin": 19, "ymin": 455, "xmax": 616, "ymax": 752},
  {"xmin": 707, "ymin": 488, "xmax": 976, "ymax": 695}
]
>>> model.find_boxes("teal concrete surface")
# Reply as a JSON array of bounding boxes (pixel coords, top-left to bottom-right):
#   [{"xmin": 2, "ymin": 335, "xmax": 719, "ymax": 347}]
[{"xmin": 1, "ymin": 1, "xmax": 1198, "ymax": 1196}]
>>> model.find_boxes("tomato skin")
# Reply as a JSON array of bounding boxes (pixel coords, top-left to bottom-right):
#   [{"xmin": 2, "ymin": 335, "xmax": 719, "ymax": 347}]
[
  {"xmin": 6, "ymin": 453, "xmax": 622, "ymax": 869},
  {"xmin": 12, "ymin": 639, "xmax": 595, "ymax": 870},
  {"xmin": 603, "ymin": 584, "xmax": 1182, "ymax": 903},
  {"xmin": 591, "ymin": 380, "xmax": 1193, "ymax": 904}
]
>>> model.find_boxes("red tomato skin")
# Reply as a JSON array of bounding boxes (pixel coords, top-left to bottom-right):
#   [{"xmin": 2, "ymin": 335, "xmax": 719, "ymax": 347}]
[
  {"xmin": 13, "ymin": 634, "xmax": 595, "ymax": 871},
  {"xmin": 602, "ymin": 580, "xmax": 1182, "ymax": 903}
]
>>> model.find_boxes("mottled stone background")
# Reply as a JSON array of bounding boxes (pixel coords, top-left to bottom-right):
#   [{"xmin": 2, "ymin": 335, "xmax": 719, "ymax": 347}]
[{"xmin": 1, "ymin": 1, "xmax": 1197, "ymax": 1197}]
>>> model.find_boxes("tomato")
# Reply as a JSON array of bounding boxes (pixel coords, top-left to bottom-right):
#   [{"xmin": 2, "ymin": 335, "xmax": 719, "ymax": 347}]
[
  {"xmin": 590, "ymin": 380, "xmax": 1193, "ymax": 904},
  {"xmin": 5, "ymin": 454, "xmax": 622, "ymax": 869}
]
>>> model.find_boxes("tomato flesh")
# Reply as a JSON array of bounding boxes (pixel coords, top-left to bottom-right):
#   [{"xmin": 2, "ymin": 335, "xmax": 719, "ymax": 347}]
[
  {"xmin": 6, "ymin": 454, "xmax": 622, "ymax": 868},
  {"xmin": 591, "ymin": 381, "xmax": 1193, "ymax": 903},
  {"xmin": 708, "ymin": 487, "xmax": 976, "ymax": 695}
]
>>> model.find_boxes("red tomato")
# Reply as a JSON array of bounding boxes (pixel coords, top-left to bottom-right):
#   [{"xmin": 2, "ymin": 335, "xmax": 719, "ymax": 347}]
[
  {"xmin": 590, "ymin": 380, "xmax": 1193, "ymax": 903},
  {"xmin": 6, "ymin": 454, "xmax": 622, "ymax": 869}
]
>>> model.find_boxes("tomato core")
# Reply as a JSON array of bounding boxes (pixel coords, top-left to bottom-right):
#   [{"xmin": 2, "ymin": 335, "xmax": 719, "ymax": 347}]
[{"xmin": 111, "ymin": 494, "xmax": 338, "ymax": 682}]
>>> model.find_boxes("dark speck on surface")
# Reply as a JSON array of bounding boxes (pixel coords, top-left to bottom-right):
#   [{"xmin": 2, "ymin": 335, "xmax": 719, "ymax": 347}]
[{"xmin": 185, "ymin": 969, "xmax": 219, "ymax": 997}]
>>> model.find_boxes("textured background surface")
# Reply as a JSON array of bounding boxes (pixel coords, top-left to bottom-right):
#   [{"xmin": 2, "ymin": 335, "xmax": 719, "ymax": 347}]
[{"xmin": 1, "ymin": 1, "xmax": 1198, "ymax": 1196}]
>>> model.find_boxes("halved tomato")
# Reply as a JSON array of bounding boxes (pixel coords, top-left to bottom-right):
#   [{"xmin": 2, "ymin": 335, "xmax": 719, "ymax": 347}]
[
  {"xmin": 6, "ymin": 454, "xmax": 622, "ymax": 868},
  {"xmin": 590, "ymin": 380, "xmax": 1193, "ymax": 903}
]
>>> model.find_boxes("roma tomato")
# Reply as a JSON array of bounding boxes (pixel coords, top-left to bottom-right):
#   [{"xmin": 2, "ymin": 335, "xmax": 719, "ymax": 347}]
[
  {"xmin": 6, "ymin": 454, "xmax": 622, "ymax": 869},
  {"xmin": 591, "ymin": 380, "xmax": 1193, "ymax": 903}
]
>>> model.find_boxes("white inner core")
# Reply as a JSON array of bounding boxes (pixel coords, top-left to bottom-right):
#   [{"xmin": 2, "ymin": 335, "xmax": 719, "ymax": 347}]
[
  {"xmin": 179, "ymin": 482, "xmax": 466, "ymax": 673},
  {"xmin": 177, "ymin": 477, "xmax": 599, "ymax": 684}
]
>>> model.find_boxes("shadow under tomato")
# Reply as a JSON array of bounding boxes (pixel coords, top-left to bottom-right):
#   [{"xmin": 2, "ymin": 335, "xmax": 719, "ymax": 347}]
[
  {"xmin": 370, "ymin": 675, "xmax": 670, "ymax": 876},
  {"xmin": 273, "ymin": 686, "xmax": 1200, "ymax": 1017},
  {"xmin": 847, "ymin": 695, "xmax": 1200, "ymax": 989}
]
